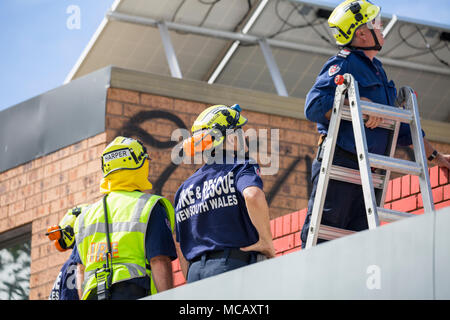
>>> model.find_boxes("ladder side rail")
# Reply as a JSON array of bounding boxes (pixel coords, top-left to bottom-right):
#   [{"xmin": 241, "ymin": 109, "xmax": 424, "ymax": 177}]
[
  {"xmin": 377, "ymin": 207, "xmax": 416, "ymax": 222},
  {"xmin": 346, "ymin": 74, "xmax": 380, "ymax": 229},
  {"xmin": 304, "ymin": 83, "xmax": 346, "ymax": 249},
  {"xmin": 402, "ymin": 86, "xmax": 435, "ymax": 213}
]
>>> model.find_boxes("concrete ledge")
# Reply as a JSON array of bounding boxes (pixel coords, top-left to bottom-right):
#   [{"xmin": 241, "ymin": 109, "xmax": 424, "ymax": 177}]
[
  {"xmin": 145, "ymin": 207, "xmax": 450, "ymax": 300},
  {"xmin": 110, "ymin": 66, "xmax": 306, "ymax": 120}
]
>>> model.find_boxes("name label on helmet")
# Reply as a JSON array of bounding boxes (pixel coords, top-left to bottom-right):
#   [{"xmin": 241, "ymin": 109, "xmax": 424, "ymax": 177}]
[{"xmin": 103, "ymin": 149, "xmax": 131, "ymax": 163}]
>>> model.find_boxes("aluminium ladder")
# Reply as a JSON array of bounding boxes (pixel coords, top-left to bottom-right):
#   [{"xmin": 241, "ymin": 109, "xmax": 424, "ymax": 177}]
[{"xmin": 305, "ymin": 73, "xmax": 435, "ymax": 249}]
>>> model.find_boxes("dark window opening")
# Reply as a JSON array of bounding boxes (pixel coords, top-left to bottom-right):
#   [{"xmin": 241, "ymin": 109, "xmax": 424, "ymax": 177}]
[{"xmin": 0, "ymin": 224, "xmax": 32, "ymax": 300}]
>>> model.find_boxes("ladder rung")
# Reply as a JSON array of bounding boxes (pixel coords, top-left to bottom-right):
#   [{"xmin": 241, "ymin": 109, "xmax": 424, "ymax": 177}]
[
  {"xmin": 377, "ymin": 207, "xmax": 415, "ymax": 222},
  {"xmin": 341, "ymin": 107, "xmax": 397, "ymax": 130},
  {"xmin": 346, "ymin": 101, "xmax": 413, "ymax": 123},
  {"xmin": 329, "ymin": 165, "xmax": 385, "ymax": 189},
  {"xmin": 368, "ymin": 153, "xmax": 422, "ymax": 176},
  {"xmin": 318, "ymin": 225, "xmax": 356, "ymax": 241}
]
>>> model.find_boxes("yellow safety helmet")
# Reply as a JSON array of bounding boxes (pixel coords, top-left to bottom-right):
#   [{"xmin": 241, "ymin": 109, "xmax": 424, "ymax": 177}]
[
  {"xmin": 46, "ymin": 204, "xmax": 89, "ymax": 252},
  {"xmin": 328, "ymin": 0, "xmax": 381, "ymax": 47},
  {"xmin": 183, "ymin": 104, "xmax": 247, "ymax": 156},
  {"xmin": 101, "ymin": 136, "xmax": 149, "ymax": 177}
]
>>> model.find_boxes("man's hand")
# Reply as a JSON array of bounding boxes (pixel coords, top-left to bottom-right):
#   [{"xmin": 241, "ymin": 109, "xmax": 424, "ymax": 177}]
[
  {"xmin": 325, "ymin": 97, "xmax": 383, "ymax": 129},
  {"xmin": 423, "ymin": 139, "xmax": 450, "ymax": 170},
  {"xmin": 435, "ymin": 153, "xmax": 450, "ymax": 169},
  {"xmin": 240, "ymin": 238, "xmax": 276, "ymax": 258},
  {"xmin": 359, "ymin": 97, "xmax": 383, "ymax": 129},
  {"xmin": 363, "ymin": 114, "xmax": 383, "ymax": 129}
]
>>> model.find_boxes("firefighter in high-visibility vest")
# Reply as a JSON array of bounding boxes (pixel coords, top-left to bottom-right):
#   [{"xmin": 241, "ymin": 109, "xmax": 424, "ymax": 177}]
[
  {"xmin": 74, "ymin": 136, "xmax": 177, "ymax": 300},
  {"xmin": 46, "ymin": 205, "xmax": 89, "ymax": 300}
]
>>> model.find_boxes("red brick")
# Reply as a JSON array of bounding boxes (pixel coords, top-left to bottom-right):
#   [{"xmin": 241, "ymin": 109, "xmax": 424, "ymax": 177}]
[
  {"xmin": 171, "ymin": 258, "xmax": 181, "ymax": 272},
  {"xmin": 439, "ymin": 167, "xmax": 449, "ymax": 185},
  {"xmin": 298, "ymin": 209, "xmax": 308, "ymax": 231},
  {"xmin": 9, "ymin": 199, "xmax": 25, "ymax": 216},
  {"xmin": 418, "ymin": 187, "xmax": 443, "ymax": 208},
  {"xmin": 291, "ymin": 211, "xmax": 301, "ymax": 233},
  {"xmin": 282, "ymin": 247, "xmax": 301, "ymax": 255},
  {"xmin": 385, "ymin": 180, "xmax": 392, "ymax": 202},
  {"xmin": 282, "ymin": 214, "xmax": 291, "ymax": 235},
  {"xmin": 173, "ymin": 271, "xmax": 186, "ymax": 287},
  {"xmin": 107, "ymin": 101, "xmax": 123, "ymax": 115},
  {"xmin": 392, "ymin": 177, "xmax": 402, "ymax": 200},
  {"xmin": 430, "ymin": 166, "xmax": 439, "ymax": 188},
  {"xmin": 435, "ymin": 200, "xmax": 450, "ymax": 211},
  {"xmin": 401, "ymin": 175, "xmax": 411, "ymax": 198},
  {"xmin": 391, "ymin": 195, "xmax": 417, "ymax": 212},
  {"xmin": 270, "ymin": 220, "xmax": 275, "ymax": 238},
  {"xmin": 140, "ymin": 94, "xmax": 174, "ymax": 110},
  {"xmin": 274, "ymin": 217, "xmax": 283, "ymax": 238},
  {"xmin": 410, "ymin": 208, "xmax": 425, "ymax": 215},
  {"xmin": 411, "ymin": 175, "xmax": 420, "ymax": 194},
  {"xmin": 108, "ymin": 88, "xmax": 139, "ymax": 104},
  {"xmin": 294, "ymin": 232, "xmax": 302, "ymax": 248},
  {"xmin": 433, "ymin": 186, "xmax": 444, "ymax": 204},
  {"xmin": 444, "ymin": 184, "xmax": 450, "ymax": 201},
  {"xmin": 273, "ymin": 234, "xmax": 295, "ymax": 253}
]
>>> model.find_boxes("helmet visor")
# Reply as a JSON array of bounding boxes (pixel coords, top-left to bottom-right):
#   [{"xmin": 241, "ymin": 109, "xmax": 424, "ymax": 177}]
[{"xmin": 366, "ymin": 13, "xmax": 383, "ymax": 31}]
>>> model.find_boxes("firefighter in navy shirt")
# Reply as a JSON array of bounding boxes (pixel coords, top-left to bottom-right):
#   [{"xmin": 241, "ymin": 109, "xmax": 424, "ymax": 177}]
[
  {"xmin": 300, "ymin": 0, "xmax": 450, "ymax": 247},
  {"xmin": 175, "ymin": 104, "xmax": 275, "ymax": 283}
]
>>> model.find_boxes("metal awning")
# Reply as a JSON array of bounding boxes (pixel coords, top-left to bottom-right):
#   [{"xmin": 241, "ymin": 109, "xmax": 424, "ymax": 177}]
[{"xmin": 65, "ymin": 0, "xmax": 450, "ymax": 122}]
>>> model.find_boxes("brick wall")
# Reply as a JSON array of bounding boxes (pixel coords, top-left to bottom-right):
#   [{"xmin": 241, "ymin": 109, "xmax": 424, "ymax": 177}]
[{"xmin": 0, "ymin": 133, "xmax": 107, "ymax": 299}]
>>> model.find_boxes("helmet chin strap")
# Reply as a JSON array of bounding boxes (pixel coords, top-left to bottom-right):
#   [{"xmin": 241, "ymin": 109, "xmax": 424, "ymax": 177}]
[{"xmin": 349, "ymin": 28, "xmax": 382, "ymax": 51}]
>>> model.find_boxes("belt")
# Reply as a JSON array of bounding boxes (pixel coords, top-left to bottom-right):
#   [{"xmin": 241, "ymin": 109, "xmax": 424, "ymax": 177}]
[
  {"xmin": 190, "ymin": 249, "xmax": 253, "ymax": 264},
  {"xmin": 316, "ymin": 142, "xmax": 379, "ymax": 173},
  {"xmin": 316, "ymin": 135, "xmax": 358, "ymax": 163}
]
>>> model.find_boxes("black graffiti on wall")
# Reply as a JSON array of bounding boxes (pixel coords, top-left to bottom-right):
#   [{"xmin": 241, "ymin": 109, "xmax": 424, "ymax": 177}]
[
  {"xmin": 118, "ymin": 109, "xmax": 313, "ymax": 205},
  {"xmin": 119, "ymin": 110, "xmax": 187, "ymax": 195}
]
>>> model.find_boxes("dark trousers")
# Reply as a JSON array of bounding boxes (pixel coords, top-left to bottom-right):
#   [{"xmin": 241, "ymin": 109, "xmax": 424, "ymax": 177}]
[
  {"xmin": 87, "ymin": 281, "xmax": 148, "ymax": 300},
  {"xmin": 300, "ymin": 149, "xmax": 369, "ymax": 248},
  {"xmin": 187, "ymin": 248, "xmax": 257, "ymax": 283}
]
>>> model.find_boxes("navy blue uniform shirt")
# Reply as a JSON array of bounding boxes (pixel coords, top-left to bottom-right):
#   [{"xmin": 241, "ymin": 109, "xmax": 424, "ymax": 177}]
[
  {"xmin": 305, "ymin": 49, "xmax": 423, "ymax": 155},
  {"xmin": 49, "ymin": 246, "xmax": 81, "ymax": 300},
  {"xmin": 174, "ymin": 154, "xmax": 263, "ymax": 261}
]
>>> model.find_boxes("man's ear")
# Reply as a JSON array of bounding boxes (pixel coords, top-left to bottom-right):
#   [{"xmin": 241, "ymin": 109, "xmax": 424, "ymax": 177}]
[{"xmin": 355, "ymin": 27, "xmax": 367, "ymax": 41}]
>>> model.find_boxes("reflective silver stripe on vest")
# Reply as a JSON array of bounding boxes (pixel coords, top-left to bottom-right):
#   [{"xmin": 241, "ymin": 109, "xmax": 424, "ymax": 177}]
[
  {"xmin": 77, "ymin": 193, "xmax": 155, "ymax": 244},
  {"xmin": 84, "ymin": 263, "xmax": 148, "ymax": 285},
  {"xmin": 132, "ymin": 193, "xmax": 152, "ymax": 222},
  {"xmin": 76, "ymin": 204, "xmax": 92, "ymax": 249}
]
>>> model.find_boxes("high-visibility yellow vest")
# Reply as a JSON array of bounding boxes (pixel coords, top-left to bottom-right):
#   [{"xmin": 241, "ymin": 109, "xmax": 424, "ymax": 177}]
[{"xmin": 74, "ymin": 190, "xmax": 175, "ymax": 300}]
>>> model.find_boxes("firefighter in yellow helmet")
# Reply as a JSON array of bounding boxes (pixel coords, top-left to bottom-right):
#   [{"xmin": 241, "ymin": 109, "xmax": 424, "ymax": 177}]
[
  {"xmin": 175, "ymin": 104, "xmax": 275, "ymax": 283},
  {"xmin": 74, "ymin": 136, "xmax": 177, "ymax": 300},
  {"xmin": 301, "ymin": 0, "xmax": 450, "ymax": 248}
]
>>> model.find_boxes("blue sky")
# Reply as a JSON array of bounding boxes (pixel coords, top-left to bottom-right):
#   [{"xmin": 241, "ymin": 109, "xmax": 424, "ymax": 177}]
[{"xmin": 0, "ymin": 0, "xmax": 449, "ymax": 112}]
